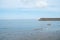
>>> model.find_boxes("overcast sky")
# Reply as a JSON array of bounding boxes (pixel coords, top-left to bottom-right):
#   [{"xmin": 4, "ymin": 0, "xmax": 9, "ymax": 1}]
[{"xmin": 0, "ymin": 0, "xmax": 60, "ymax": 19}]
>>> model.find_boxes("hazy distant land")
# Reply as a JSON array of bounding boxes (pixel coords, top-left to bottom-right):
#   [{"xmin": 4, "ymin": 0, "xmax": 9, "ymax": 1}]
[{"xmin": 39, "ymin": 18, "xmax": 60, "ymax": 21}]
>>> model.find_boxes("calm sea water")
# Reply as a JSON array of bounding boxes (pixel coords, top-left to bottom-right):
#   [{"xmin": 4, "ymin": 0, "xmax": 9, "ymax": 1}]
[{"xmin": 0, "ymin": 19, "xmax": 60, "ymax": 40}]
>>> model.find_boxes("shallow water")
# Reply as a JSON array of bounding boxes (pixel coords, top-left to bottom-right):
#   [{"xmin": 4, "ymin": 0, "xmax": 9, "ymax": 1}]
[{"xmin": 0, "ymin": 19, "xmax": 60, "ymax": 40}]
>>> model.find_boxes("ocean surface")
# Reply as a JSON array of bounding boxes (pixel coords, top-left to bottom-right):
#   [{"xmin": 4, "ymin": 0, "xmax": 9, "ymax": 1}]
[{"xmin": 0, "ymin": 19, "xmax": 60, "ymax": 40}]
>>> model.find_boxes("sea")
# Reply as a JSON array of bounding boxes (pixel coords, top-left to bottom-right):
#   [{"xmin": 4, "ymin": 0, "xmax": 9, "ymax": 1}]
[{"xmin": 0, "ymin": 19, "xmax": 60, "ymax": 40}]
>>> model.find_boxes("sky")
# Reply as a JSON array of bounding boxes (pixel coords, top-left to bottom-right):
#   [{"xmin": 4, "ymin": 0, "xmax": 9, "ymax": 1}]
[{"xmin": 0, "ymin": 0, "xmax": 60, "ymax": 19}]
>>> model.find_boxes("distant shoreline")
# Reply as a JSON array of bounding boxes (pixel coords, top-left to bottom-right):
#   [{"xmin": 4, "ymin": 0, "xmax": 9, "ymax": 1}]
[{"xmin": 39, "ymin": 18, "xmax": 60, "ymax": 21}]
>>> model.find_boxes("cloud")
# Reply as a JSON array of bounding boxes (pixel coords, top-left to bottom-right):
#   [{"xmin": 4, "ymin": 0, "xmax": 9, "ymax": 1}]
[
  {"xmin": 0, "ymin": 0, "xmax": 17, "ymax": 8},
  {"xmin": 17, "ymin": 0, "xmax": 48, "ymax": 8},
  {"xmin": 0, "ymin": 0, "xmax": 60, "ymax": 12},
  {"xmin": 0, "ymin": 0, "xmax": 48, "ymax": 8}
]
